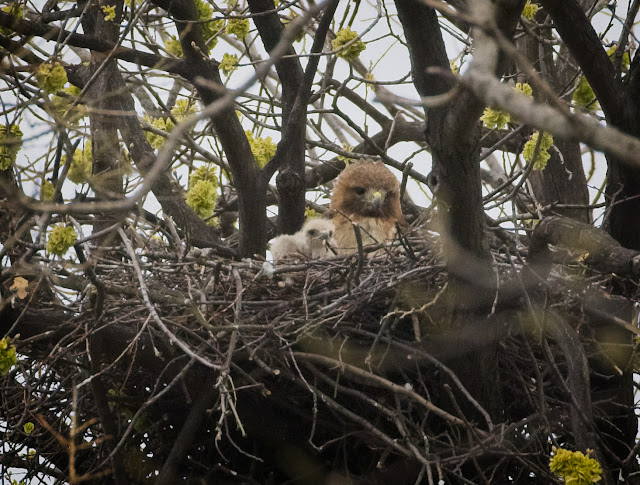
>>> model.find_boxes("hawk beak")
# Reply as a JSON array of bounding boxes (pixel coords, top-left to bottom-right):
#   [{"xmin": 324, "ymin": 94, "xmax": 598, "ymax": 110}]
[
  {"xmin": 369, "ymin": 190, "xmax": 383, "ymax": 208},
  {"xmin": 318, "ymin": 231, "xmax": 331, "ymax": 241},
  {"xmin": 323, "ymin": 238, "xmax": 337, "ymax": 255}
]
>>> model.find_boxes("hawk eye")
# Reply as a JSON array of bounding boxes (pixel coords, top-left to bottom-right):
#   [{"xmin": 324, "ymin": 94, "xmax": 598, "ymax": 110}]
[
  {"xmin": 308, "ymin": 229, "xmax": 318, "ymax": 236},
  {"xmin": 354, "ymin": 186, "xmax": 366, "ymax": 196}
]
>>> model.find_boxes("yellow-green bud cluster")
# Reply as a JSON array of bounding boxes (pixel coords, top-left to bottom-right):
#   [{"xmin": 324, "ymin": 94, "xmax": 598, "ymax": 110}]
[
  {"xmin": 47, "ymin": 224, "xmax": 78, "ymax": 256},
  {"xmin": 51, "ymin": 85, "xmax": 86, "ymax": 123},
  {"xmin": 64, "ymin": 140, "xmax": 93, "ymax": 184},
  {"xmin": 305, "ymin": 207, "xmax": 319, "ymax": 219},
  {"xmin": 0, "ymin": 337, "xmax": 17, "ymax": 375},
  {"xmin": 219, "ymin": 53, "xmax": 239, "ymax": 76},
  {"xmin": 0, "ymin": 124, "xmax": 23, "ymax": 170},
  {"xmin": 522, "ymin": 1, "xmax": 539, "ymax": 20},
  {"xmin": 144, "ymin": 99, "xmax": 197, "ymax": 149},
  {"xmin": 41, "ymin": 179, "xmax": 55, "ymax": 201},
  {"xmin": 549, "ymin": 447, "xmax": 602, "ymax": 485},
  {"xmin": 165, "ymin": 36, "xmax": 183, "ymax": 57},
  {"xmin": 189, "ymin": 164, "xmax": 218, "ymax": 187},
  {"xmin": 171, "ymin": 98, "xmax": 198, "ymax": 122},
  {"xmin": 101, "ymin": 4, "xmax": 116, "ymax": 21},
  {"xmin": 523, "ymin": 131, "xmax": 554, "ymax": 170},
  {"xmin": 480, "ymin": 108, "xmax": 511, "ymax": 130},
  {"xmin": 573, "ymin": 76, "xmax": 598, "ymax": 110},
  {"xmin": 332, "ymin": 28, "xmax": 366, "ymax": 60},
  {"xmin": 245, "ymin": 130, "xmax": 277, "ymax": 167},
  {"xmin": 144, "ymin": 115, "xmax": 169, "ymax": 149},
  {"xmin": 515, "ymin": 82, "xmax": 533, "ymax": 97},
  {"xmin": 195, "ymin": 0, "xmax": 225, "ymax": 52},
  {"xmin": 481, "ymin": 83, "xmax": 533, "ymax": 129},
  {"xmin": 186, "ymin": 165, "xmax": 219, "ymax": 221},
  {"xmin": 225, "ymin": 18, "xmax": 250, "ymax": 40},
  {"xmin": 36, "ymin": 63, "xmax": 68, "ymax": 95},
  {"xmin": 337, "ymin": 142, "xmax": 354, "ymax": 163}
]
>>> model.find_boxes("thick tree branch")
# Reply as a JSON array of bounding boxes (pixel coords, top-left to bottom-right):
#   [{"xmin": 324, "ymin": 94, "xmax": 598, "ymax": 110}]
[
  {"xmin": 394, "ymin": 2, "xmax": 453, "ymax": 98},
  {"xmin": 151, "ymin": 0, "xmax": 266, "ymax": 257},
  {"xmin": 395, "ymin": 0, "xmax": 487, "ymax": 262},
  {"xmin": 81, "ymin": 4, "xmax": 125, "ymax": 233},
  {"xmin": 249, "ymin": 0, "xmax": 307, "ymax": 235},
  {"xmin": 155, "ymin": 374, "xmax": 219, "ymax": 485},
  {"xmin": 263, "ymin": 0, "xmax": 340, "ymax": 235},
  {"xmin": 0, "ymin": 33, "xmax": 43, "ymax": 64},
  {"xmin": 248, "ymin": 0, "xmax": 303, "ymax": 121},
  {"xmin": 538, "ymin": 0, "xmax": 624, "ymax": 119},
  {"xmin": 529, "ymin": 216, "xmax": 640, "ymax": 279},
  {"xmin": 394, "ymin": 0, "xmax": 526, "ymax": 425}
]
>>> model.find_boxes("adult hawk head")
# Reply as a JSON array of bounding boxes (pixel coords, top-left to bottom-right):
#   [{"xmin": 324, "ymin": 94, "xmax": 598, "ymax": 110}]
[{"xmin": 330, "ymin": 159, "xmax": 405, "ymax": 254}]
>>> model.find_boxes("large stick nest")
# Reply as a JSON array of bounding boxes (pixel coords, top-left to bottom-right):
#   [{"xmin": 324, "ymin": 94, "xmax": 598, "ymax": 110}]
[{"xmin": 1, "ymin": 227, "xmax": 639, "ymax": 484}]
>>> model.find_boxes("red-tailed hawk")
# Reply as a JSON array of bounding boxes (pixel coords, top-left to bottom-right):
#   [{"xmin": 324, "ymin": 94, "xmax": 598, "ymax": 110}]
[
  {"xmin": 330, "ymin": 159, "xmax": 404, "ymax": 254},
  {"xmin": 270, "ymin": 218, "xmax": 336, "ymax": 262}
]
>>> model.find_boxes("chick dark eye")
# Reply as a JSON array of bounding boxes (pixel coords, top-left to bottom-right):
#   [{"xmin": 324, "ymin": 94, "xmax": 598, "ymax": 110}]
[
  {"xmin": 308, "ymin": 229, "xmax": 317, "ymax": 237},
  {"xmin": 354, "ymin": 187, "xmax": 366, "ymax": 196}
]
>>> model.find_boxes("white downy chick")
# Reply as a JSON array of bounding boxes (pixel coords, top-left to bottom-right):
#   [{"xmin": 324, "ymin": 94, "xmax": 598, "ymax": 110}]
[
  {"xmin": 301, "ymin": 218, "xmax": 336, "ymax": 259},
  {"xmin": 269, "ymin": 218, "xmax": 336, "ymax": 262},
  {"xmin": 270, "ymin": 233, "xmax": 305, "ymax": 262}
]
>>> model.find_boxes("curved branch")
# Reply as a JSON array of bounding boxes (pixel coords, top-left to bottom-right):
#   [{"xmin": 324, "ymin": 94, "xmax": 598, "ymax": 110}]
[
  {"xmin": 463, "ymin": 67, "xmax": 640, "ymax": 166},
  {"xmin": 0, "ymin": 11, "xmax": 187, "ymax": 76},
  {"xmin": 529, "ymin": 215, "xmax": 640, "ymax": 279}
]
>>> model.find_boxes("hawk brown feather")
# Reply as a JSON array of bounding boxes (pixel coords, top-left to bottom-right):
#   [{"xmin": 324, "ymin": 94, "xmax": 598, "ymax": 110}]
[{"xmin": 330, "ymin": 160, "xmax": 405, "ymax": 254}]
